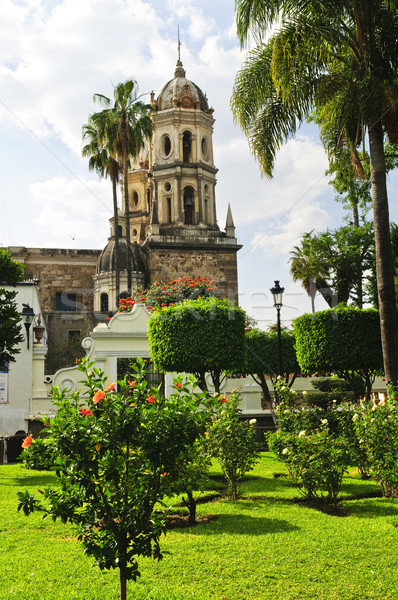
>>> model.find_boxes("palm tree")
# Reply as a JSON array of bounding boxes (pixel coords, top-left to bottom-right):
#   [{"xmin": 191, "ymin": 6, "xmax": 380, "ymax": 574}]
[
  {"xmin": 82, "ymin": 121, "xmax": 122, "ymax": 307},
  {"xmin": 92, "ymin": 80, "xmax": 153, "ymax": 296},
  {"xmin": 232, "ymin": 0, "xmax": 398, "ymax": 383},
  {"xmin": 289, "ymin": 233, "xmax": 328, "ymax": 313}
]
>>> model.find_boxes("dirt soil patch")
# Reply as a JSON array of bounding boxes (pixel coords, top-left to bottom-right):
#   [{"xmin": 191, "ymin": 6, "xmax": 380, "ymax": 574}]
[{"xmin": 165, "ymin": 514, "xmax": 218, "ymax": 529}]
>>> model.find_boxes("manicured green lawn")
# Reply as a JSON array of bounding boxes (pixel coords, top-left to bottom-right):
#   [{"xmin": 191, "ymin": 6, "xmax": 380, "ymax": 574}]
[{"xmin": 1, "ymin": 455, "xmax": 397, "ymax": 600}]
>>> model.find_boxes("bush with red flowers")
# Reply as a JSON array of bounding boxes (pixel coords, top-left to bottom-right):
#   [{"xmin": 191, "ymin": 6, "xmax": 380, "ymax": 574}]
[{"xmin": 118, "ymin": 276, "xmax": 219, "ymax": 313}]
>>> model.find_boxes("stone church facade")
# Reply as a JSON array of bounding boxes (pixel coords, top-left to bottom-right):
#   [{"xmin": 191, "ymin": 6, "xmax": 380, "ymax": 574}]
[{"xmin": 9, "ymin": 61, "xmax": 241, "ymax": 371}]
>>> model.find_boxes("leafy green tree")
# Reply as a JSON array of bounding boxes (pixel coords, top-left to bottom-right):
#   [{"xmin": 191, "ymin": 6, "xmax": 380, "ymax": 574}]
[
  {"xmin": 0, "ymin": 249, "xmax": 25, "ymax": 370},
  {"xmin": 294, "ymin": 304, "xmax": 383, "ymax": 398},
  {"xmin": 148, "ymin": 297, "xmax": 246, "ymax": 393},
  {"xmin": 17, "ymin": 358, "xmax": 208, "ymax": 600},
  {"xmin": 290, "ymin": 225, "xmax": 374, "ymax": 309},
  {"xmin": 82, "ymin": 121, "xmax": 122, "ymax": 305},
  {"xmin": 232, "ymin": 0, "xmax": 398, "ymax": 384},
  {"xmin": 245, "ymin": 328, "xmax": 299, "ymax": 410},
  {"xmin": 92, "ymin": 80, "xmax": 153, "ymax": 296}
]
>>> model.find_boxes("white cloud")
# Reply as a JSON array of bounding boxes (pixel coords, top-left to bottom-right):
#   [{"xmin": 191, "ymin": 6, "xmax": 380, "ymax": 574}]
[
  {"xmin": 30, "ymin": 175, "xmax": 111, "ymax": 247},
  {"xmin": 250, "ymin": 201, "xmax": 331, "ymax": 258}
]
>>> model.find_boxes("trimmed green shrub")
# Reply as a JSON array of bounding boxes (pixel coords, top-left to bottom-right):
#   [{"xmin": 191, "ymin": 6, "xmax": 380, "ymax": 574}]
[
  {"xmin": 294, "ymin": 304, "xmax": 383, "ymax": 397},
  {"xmin": 245, "ymin": 329, "xmax": 299, "ymax": 407},
  {"xmin": 148, "ymin": 297, "xmax": 246, "ymax": 392}
]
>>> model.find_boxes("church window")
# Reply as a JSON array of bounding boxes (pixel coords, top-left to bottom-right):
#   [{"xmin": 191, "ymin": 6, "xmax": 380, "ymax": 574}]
[
  {"xmin": 68, "ymin": 330, "xmax": 81, "ymax": 343},
  {"xmin": 55, "ymin": 292, "xmax": 77, "ymax": 312},
  {"xmin": 201, "ymin": 136, "xmax": 209, "ymax": 160},
  {"xmin": 163, "ymin": 135, "xmax": 171, "ymax": 157},
  {"xmin": 131, "ymin": 192, "xmax": 139, "ymax": 208},
  {"xmin": 100, "ymin": 293, "xmax": 109, "ymax": 312},
  {"xmin": 117, "ymin": 225, "xmax": 123, "ymax": 237},
  {"xmin": 166, "ymin": 197, "xmax": 172, "ymax": 223},
  {"xmin": 132, "ymin": 228, "xmax": 138, "ymax": 237},
  {"xmin": 183, "ymin": 186, "xmax": 195, "ymax": 225},
  {"xmin": 183, "ymin": 131, "xmax": 192, "ymax": 163},
  {"xmin": 164, "ymin": 181, "xmax": 171, "ymax": 192},
  {"xmin": 204, "ymin": 183, "xmax": 209, "ymax": 193}
]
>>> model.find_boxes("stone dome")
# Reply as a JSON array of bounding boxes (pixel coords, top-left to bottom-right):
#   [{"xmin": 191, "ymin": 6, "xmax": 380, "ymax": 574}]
[
  {"xmin": 156, "ymin": 61, "xmax": 210, "ymax": 113},
  {"xmin": 97, "ymin": 237, "xmax": 147, "ymax": 277}
]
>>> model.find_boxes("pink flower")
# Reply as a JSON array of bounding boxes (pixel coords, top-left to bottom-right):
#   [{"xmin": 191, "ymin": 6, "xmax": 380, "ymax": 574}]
[
  {"xmin": 147, "ymin": 395, "xmax": 156, "ymax": 404},
  {"xmin": 93, "ymin": 390, "xmax": 106, "ymax": 404},
  {"xmin": 105, "ymin": 382, "xmax": 116, "ymax": 391},
  {"xmin": 80, "ymin": 408, "xmax": 93, "ymax": 417},
  {"xmin": 22, "ymin": 435, "xmax": 33, "ymax": 448}
]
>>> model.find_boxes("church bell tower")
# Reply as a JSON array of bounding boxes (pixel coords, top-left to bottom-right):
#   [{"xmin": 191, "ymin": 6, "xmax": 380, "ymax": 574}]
[{"xmin": 125, "ymin": 60, "xmax": 241, "ymax": 300}]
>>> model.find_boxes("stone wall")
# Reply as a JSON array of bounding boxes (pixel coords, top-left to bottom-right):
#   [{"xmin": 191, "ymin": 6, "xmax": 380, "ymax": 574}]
[
  {"xmin": 9, "ymin": 247, "xmax": 100, "ymax": 312},
  {"xmin": 145, "ymin": 245, "xmax": 240, "ymax": 300}
]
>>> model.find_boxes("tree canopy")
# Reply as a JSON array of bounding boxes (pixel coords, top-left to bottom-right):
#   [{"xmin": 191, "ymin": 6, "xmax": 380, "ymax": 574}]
[
  {"xmin": 148, "ymin": 297, "xmax": 246, "ymax": 393},
  {"xmin": 0, "ymin": 249, "xmax": 25, "ymax": 369},
  {"xmin": 294, "ymin": 304, "xmax": 383, "ymax": 397},
  {"xmin": 232, "ymin": 0, "xmax": 398, "ymax": 382},
  {"xmin": 91, "ymin": 80, "xmax": 153, "ymax": 296}
]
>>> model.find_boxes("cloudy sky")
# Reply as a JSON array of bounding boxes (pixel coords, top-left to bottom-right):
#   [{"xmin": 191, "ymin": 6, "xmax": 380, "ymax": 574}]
[{"xmin": 1, "ymin": 0, "xmax": 397, "ymax": 327}]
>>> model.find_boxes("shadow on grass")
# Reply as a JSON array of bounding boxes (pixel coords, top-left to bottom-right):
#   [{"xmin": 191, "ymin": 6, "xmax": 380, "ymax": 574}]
[
  {"xmin": 11, "ymin": 474, "xmax": 57, "ymax": 487},
  {"xmin": 344, "ymin": 497, "xmax": 398, "ymax": 518},
  {"xmin": 195, "ymin": 512, "xmax": 299, "ymax": 536}
]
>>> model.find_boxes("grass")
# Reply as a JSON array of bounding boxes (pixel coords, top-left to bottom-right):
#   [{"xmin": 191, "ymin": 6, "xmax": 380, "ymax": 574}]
[{"xmin": 1, "ymin": 455, "xmax": 397, "ymax": 600}]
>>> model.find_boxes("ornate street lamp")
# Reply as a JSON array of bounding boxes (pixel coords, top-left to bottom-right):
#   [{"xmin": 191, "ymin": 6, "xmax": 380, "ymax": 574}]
[
  {"xmin": 270, "ymin": 280, "xmax": 284, "ymax": 376},
  {"xmin": 21, "ymin": 304, "xmax": 35, "ymax": 349}
]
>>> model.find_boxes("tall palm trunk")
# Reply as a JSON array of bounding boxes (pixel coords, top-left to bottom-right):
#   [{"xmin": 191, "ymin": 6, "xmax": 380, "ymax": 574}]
[
  {"xmin": 122, "ymin": 123, "xmax": 132, "ymax": 297},
  {"xmin": 111, "ymin": 173, "xmax": 120, "ymax": 308},
  {"xmin": 368, "ymin": 118, "xmax": 398, "ymax": 382}
]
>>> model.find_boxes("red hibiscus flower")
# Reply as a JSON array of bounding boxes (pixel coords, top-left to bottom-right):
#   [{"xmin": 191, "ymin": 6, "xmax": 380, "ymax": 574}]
[
  {"xmin": 220, "ymin": 396, "xmax": 228, "ymax": 403},
  {"xmin": 175, "ymin": 382, "xmax": 182, "ymax": 389},
  {"xmin": 128, "ymin": 380, "xmax": 137, "ymax": 390},
  {"xmin": 93, "ymin": 390, "xmax": 106, "ymax": 404},
  {"xmin": 80, "ymin": 408, "xmax": 93, "ymax": 417},
  {"xmin": 147, "ymin": 395, "xmax": 156, "ymax": 404},
  {"xmin": 105, "ymin": 382, "xmax": 116, "ymax": 391},
  {"xmin": 22, "ymin": 435, "xmax": 33, "ymax": 448}
]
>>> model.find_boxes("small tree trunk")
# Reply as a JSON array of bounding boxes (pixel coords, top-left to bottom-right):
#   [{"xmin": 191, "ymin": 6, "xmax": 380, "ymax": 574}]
[
  {"xmin": 230, "ymin": 478, "xmax": 238, "ymax": 500},
  {"xmin": 119, "ymin": 567, "xmax": 127, "ymax": 600},
  {"xmin": 184, "ymin": 490, "xmax": 197, "ymax": 525}
]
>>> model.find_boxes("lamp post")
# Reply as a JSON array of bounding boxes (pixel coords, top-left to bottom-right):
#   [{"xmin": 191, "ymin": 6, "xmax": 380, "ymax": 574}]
[
  {"xmin": 270, "ymin": 280, "xmax": 284, "ymax": 377},
  {"xmin": 21, "ymin": 304, "xmax": 35, "ymax": 349}
]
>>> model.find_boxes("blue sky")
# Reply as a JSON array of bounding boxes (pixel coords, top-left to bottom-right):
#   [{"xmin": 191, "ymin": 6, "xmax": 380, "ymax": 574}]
[{"xmin": 1, "ymin": 0, "xmax": 396, "ymax": 327}]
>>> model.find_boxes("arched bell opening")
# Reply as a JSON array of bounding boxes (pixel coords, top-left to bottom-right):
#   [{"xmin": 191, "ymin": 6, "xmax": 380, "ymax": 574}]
[{"xmin": 183, "ymin": 186, "xmax": 195, "ymax": 225}]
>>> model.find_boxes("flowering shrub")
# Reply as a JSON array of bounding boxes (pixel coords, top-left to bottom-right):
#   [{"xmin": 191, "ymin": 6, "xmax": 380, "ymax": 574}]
[
  {"xmin": 17, "ymin": 358, "xmax": 209, "ymax": 600},
  {"xmin": 269, "ymin": 426, "xmax": 351, "ymax": 502},
  {"xmin": 21, "ymin": 436, "xmax": 56, "ymax": 471},
  {"xmin": 353, "ymin": 399, "xmax": 398, "ymax": 497},
  {"xmin": 118, "ymin": 276, "xmax": 218, "ymax": 312},
  {"xmin": 207, "ymin": 392, "xmax": 259, "ymax": 499}
]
